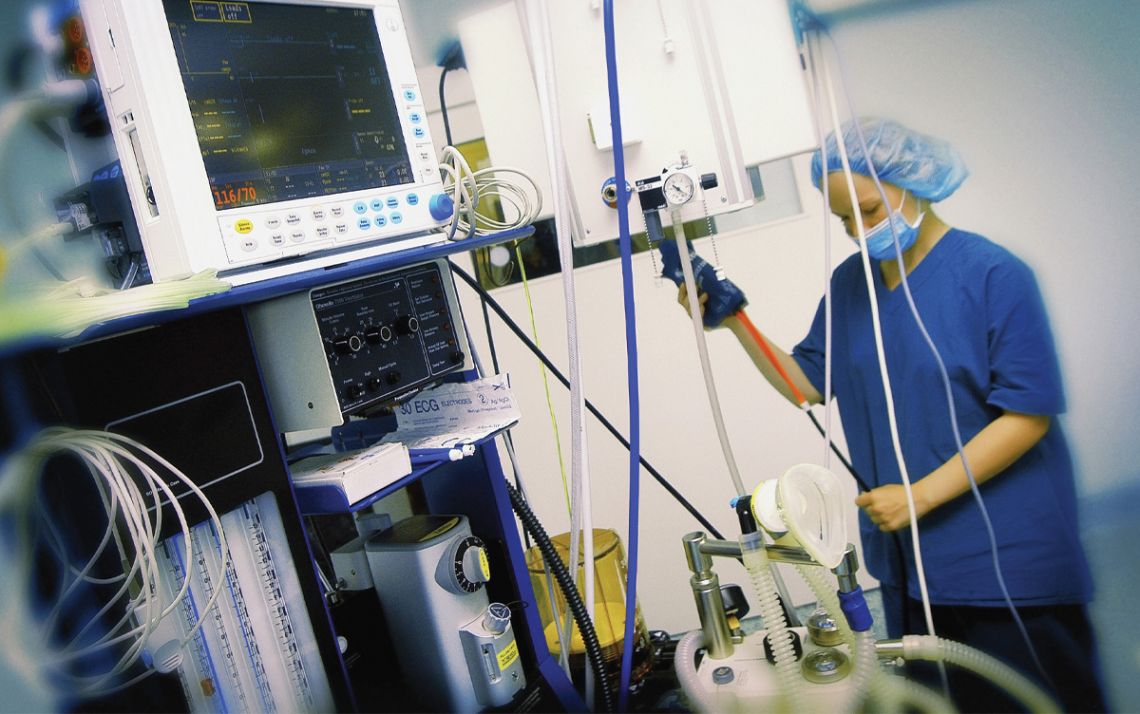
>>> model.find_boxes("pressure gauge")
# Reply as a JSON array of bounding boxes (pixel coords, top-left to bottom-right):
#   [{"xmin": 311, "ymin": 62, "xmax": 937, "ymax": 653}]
[{"xmin": 663, "ymin": 171, "xmax": 696, "ymax": 206}]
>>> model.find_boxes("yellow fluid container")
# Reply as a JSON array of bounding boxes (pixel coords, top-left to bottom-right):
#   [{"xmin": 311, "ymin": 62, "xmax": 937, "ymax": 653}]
[{"xmin": 525, "ymin": 528, "xmax": 653, "ymax": 692}]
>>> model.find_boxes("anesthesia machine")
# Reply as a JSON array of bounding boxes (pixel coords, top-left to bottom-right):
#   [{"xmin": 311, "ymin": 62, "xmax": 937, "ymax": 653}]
[{"xmin": 0, "ymin": 0, "xmax": 1069, "ymax": 713}]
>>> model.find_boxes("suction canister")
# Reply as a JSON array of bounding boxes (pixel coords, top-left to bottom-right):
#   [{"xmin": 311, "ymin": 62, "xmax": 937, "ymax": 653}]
[{"xmin": 525, "ymin": 528, "xmax": 653, "ymax": 693}]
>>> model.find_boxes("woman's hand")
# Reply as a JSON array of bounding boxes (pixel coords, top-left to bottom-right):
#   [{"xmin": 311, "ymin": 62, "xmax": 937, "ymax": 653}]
[
  {"xmin": 854, "ymin": 484, "xmax": 931, "ymax": 532},
  {"xmin": 678, "ymin": 284, "xmax": 724, "ymax": 329}
]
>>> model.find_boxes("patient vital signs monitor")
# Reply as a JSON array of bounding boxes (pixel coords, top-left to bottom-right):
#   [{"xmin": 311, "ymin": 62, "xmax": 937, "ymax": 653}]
[{"xmin": 80, "ymin": 0, "xmax": 449, "ymax": 284}]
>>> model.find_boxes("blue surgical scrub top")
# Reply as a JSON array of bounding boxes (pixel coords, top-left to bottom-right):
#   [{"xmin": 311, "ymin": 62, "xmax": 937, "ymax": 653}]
[{"xmin": 792, "ymin": 229, "xmax": 1092, "ymax": 606}]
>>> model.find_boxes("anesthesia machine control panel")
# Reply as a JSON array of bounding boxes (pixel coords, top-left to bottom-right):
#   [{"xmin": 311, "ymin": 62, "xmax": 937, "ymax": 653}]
[{"xmin": 247, "ymin": 258, "xmax": 470, "ymax": 432}]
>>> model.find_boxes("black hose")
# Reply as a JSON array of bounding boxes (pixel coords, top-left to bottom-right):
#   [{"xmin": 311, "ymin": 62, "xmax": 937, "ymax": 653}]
[
  {"xmin": 450, "ymin": 261, "xmax": 725, "ymax": 540},
  {"xmin": 805, "ymin": 409, "xmax": 910, "ymax": 632},
  {"xmin": 806, "ymin": 410, "xmax": 869, "ymax": 493},
  {"xmin": 505, "ymin": 481, "xmax": 616, "ymax": 713},
  {"xmin": 439, "ymin": 67, "xmax": 454, "ymax": 147}
]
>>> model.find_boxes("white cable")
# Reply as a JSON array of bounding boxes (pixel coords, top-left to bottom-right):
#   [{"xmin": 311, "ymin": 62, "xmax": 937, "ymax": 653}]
[
  {"xmin": 451, "ymin": 166, "xmax": 543, "ymax": 236},
  {"xmin": 817, "ymin": 45, "xmax": 940, "ymax": 642},
  {"xmin": 525, "ymin": 0, "xmax": 596, "ymax": 704},
  {"xmin": 437, "ymin": 146, "xmax": 479, "ymax": 241},
  {"xmin": 822, "ymin": 31, "xmax": 1052, "ymax": 689},
  {"xmin": 803, "ymin": 35, "xmax": 835, "ymax": 471},
  {"xmin": 1, "ymin": 221, "xmax": 74, "ymax": 270},
  {"xmin": 0, "ymin": 428, "xmax": 229, "ymax": 697},
  {"xmin": 671, "ymin": 210, "xmax": 747, "ymax": 498}
]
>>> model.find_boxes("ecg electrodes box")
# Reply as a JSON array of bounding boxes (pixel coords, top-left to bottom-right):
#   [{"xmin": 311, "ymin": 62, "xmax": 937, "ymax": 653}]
[{"xmin": 79, "ymin": 0, "xmax": 450, "ymax": 284}]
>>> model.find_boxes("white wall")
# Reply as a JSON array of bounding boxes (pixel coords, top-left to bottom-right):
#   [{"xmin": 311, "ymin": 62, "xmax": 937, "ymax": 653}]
[
  {"xmin": 427, "ymin": 0, "xmax": 1140, "ymax": 636},
  {"xmin": 823, "ymin": 0, "xmax": 1140, "ymax": 496},
  {"xmin": 441, "ymin": 147, "xmax": 867, "ymax": 634}
]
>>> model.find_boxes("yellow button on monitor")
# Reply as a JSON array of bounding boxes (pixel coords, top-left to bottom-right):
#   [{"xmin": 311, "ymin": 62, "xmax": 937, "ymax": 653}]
[{"xmin": 235, "ymin": 219, "xmax": 254, "ymax": 234}]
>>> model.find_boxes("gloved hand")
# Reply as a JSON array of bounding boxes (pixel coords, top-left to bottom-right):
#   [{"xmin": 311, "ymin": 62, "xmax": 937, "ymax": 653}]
[{"xmin": 659, "ymin": 237, "xmax": 746, "ymax": 328}]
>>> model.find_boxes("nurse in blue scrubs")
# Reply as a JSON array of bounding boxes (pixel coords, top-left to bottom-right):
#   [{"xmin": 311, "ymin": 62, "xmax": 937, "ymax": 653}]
[{"xmin": 682, "ymin": 118, "xmax": 1105, "ymax": 712}]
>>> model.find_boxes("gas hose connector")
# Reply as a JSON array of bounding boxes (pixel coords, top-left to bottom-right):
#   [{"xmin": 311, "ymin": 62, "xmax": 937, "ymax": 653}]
[{"xmin": 837, "ymin": 585, "xmax": 873, "ymax": 633}]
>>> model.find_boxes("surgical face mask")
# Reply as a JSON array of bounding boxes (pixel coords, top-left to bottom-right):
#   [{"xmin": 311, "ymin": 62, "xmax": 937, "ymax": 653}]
[{"xmin": 854, "ymin": 189, "xmax": 924, "ymax": 260}]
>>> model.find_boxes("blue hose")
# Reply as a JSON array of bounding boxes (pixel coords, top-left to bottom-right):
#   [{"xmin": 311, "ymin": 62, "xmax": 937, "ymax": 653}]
[{"xmin": 602, "ymin": 1, "xmax": 641, "ymax": 708}]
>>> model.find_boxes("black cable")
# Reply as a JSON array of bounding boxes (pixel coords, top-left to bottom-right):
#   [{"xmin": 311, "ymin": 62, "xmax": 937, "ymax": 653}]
[
  {"xmin": 482, "ymin": 298, "xmax": 501, "ymax": 374},
  {"xmin": 438, "ymin": 66, "xmax": 454, "ymax": 148},
  {"xmin": 505, "ymin": 481, "xmax": 615, "ymax": 713},
  {"xmin": 475, "ymin": 294, "xmax": 531, "ymax": 548},
  {"xmin": 805, "ymin": 410, "xmax": 870, "ymax": 493},
  {"xmin": 450, "ymin": 261, "xmax": 725, "ymax": 540},
  {"xmin": 804, "ymin": 408, "xmax": 911, "ymax": 633}
]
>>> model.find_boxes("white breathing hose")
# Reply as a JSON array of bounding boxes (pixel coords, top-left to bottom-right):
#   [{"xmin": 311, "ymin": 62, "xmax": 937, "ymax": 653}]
[
  {"xmin": 673, "ymin": 630, "xmax": 714, "ymax": 712},
  {"xmin": 895, "ymin": 636, "xmax": 1059, "ymax": 713},
  {"xmin": 795, "ymin": 563, "xmax": 881, "ymax": 713},
  {"xmin": 739, "ymin": 533, "xmax": 800, "ymax": 704},
  {"xmin": 796, "ymin": 564, "xmax": 853, "ymax": 645},
  {"xmin": 803, "ymin": 35, "xmax": 835, "ymax": 470},
  {"xmin": 817, "ymin": 42, "xmax": 940, "ymax": 643},
  {"xmin": 672, "ymin": 212, "xmax": 746, "ymax": 497},
  {"xmin": 672, "ymin": 211, "xmax": 802, "ymax": 625},
  {"xmin": 525, "ymin": 0, "xmax": 595, "ymax": 702},
  {"xmin": 874, "ymin": 672, "xmax": 956, "ymax": 714}
]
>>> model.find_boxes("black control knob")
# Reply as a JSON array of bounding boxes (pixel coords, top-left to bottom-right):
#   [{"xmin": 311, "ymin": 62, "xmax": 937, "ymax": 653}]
[
  {"xmin": 347, "ymin": 334, "xmax": 364, "ymax": 353},
  {"xmin": 334, "ymin": 339, "xmax": 351, "ymax": 355},
  {"xmin": 347, "ymin": 383, "xmax": 366, "ymax": 399},
  {"xmin": 450, "ymin": 351, "xmax": 465, "ymax": 365},
  {"xmin": 700, "ymin": 172, "xmax": 719, "ymax": 190},
  {"xmin": 367, "ymin": 377, "xmax": 383, "ymax": 392},
  {"xmin": 379, "ymin": 325, "xmax": 393, "ymax": 343},
  {"xmin": 365, "ymin": 330, "xmax": 381, "ymax": 345},
  {"xmin": 395, "ymin": 315, "xmax": 419, "ymax": 335},
  {"xmin": 385, "ymin": 371, "xmax": 402, "ymax": 386}
]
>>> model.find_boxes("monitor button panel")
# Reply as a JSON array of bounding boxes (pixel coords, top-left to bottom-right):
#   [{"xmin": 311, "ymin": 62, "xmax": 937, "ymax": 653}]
[{"xmin": 219, "ymin": 190, "xmax": 444, "ymax": 265}]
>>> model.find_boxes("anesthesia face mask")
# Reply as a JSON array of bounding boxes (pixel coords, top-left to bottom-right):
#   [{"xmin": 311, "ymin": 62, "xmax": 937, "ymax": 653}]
[{"xmin": 750, "ymin": 464, "xmax": 847, "ymax": 569}]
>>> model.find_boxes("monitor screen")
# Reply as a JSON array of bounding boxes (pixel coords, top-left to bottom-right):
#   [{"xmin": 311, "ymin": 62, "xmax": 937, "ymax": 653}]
[{"xmin": 163, "ymin": 1, "xmax": 413, "ymax": 211}]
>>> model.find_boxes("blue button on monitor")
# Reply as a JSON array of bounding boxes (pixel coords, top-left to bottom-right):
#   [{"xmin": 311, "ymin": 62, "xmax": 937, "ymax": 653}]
[
  {"xmin": 353, "ymin": 201, "xmax": 367, "ymax": 214},
  {"xmin": 390, "ymin": 212, "xmax": 403, "ymax": 225},
  {"xmin": 406, "ymin": 193, "xmax": 419, "ymax": 206},
  {"xmin": 370, "ymin": 198, "xmax": 384, "ymax": 211},
  {"xmin": 409, "ymin": 112, "xmax": 422, "ymax": 124},
  {"xmin": 357, "ymin": 217, "xmax": 372, "ymax": 230},
  {"xmin": 374, "ymin": 215, "xmax": 388, "ymax": 228},
  {"xmin": 386, "ymin": 197, "xmax": 399, "ymax": 209},
  {"xmin": 428, "ymin": 193, "xmax": 454, "ymax": 220},
  {"xmin": 403, "ymin": 89, "xmax": 417, "ymax": 102},
  {"xmin": 413, "ymin": 127, "xmax": 426, "ymax": 139}
]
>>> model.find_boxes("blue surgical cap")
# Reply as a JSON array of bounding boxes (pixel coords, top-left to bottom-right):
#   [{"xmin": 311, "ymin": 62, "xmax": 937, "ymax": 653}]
[{"xmin": 810, "ymin": 118, "xmax": 969, "ymax": 202}]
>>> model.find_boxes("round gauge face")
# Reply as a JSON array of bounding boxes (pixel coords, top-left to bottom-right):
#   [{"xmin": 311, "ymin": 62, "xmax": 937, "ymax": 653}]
[
  {"xmin": 663, "ymin": 171, "xmax": 696, "ymax": 206},
  {"xmin": 451, "ymin": 535, "xmax": 487, "ymax": 594}
]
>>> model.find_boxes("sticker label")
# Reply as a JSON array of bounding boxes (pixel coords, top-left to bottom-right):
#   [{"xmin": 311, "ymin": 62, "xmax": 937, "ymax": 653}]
[
  {"xmin": 479, "ymin": 548, "xmax": 490, "ymax": 581},
  {"xmin": 419, "ymin": 516, "xmax": 459, "ymax": 542},
  {"xmin": 496, "ymin": 640, "xmax": 519, "ymax": 672}
]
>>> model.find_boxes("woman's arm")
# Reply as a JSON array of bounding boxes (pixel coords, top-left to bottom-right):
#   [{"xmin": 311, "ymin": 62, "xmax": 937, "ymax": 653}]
[
  {"xmin": 678, "ymin": 284, "xmax": 822, "ymax": 407},
  {"xmin": 855, "ymin": 411, "xmax": 1052, "ymax": 531}
]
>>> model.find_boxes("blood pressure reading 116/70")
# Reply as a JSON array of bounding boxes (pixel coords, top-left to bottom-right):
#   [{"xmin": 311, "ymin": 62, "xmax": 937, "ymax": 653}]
[{"xmin": 213, "ymin": 185, "xmax": 258, "ymax": 208}]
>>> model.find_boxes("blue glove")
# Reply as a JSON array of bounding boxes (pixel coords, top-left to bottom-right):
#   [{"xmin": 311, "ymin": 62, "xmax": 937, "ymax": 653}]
[{"xmin": 658, "ymin": 237, "xmax": 746, "ymax": 328}]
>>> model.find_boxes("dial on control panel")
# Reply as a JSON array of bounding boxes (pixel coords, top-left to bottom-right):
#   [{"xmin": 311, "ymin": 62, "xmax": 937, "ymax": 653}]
[
  {"xmin": 448, "ymin": 535, "xmax": 490, "ymax": 594},
  {"xmin": 311, "ymin": 262, "xmax": 467, "ymax": 415}
]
